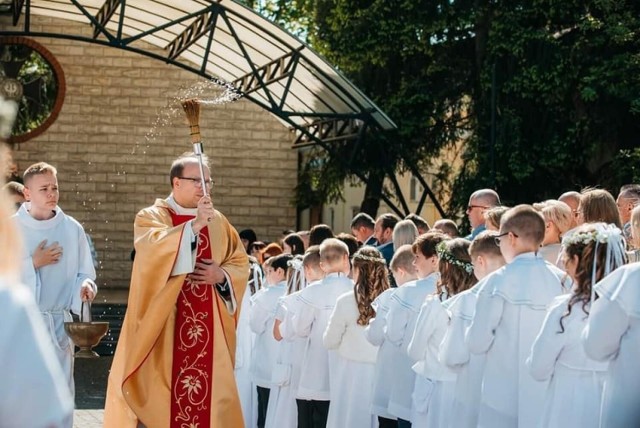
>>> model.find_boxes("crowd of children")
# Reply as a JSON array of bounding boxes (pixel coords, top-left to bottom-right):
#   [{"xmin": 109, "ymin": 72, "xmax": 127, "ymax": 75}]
[{"xmin": 237, "ymin": 193, "xmax": 640, "ymax": 428}]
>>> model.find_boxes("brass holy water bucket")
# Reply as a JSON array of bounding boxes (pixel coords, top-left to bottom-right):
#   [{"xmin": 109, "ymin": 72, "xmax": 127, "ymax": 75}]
[{"xmin": 63, "ymin": 302, "xmax": 109, "ymax": 358}]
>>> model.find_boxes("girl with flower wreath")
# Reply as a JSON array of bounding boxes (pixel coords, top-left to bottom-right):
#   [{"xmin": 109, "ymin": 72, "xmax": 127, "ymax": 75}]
[
  {"xmin": 323, "ymin": 246, "xmax": 390, "ymax": 428},
  {"xmin": 407, "ymin": 238, "xmax": 478, "ymax": 427},
  {"xmin": 527, "ymin": 222, "xmax": 626, "ymax": 428}
]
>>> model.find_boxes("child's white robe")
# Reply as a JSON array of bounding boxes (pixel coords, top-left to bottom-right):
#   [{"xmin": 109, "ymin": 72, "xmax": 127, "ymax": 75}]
[
  {"xmin": 293, "ymin": 273, "xmax": 353, "ymax": 401},
  {"xmin": 439, "ymin": 284, "xmax": 485, "ymax": 428},
  {"xmin": 384, "ymin": 273, "xmax": 438, "ymax": 421},
  {"xmin": 235, "ymin": 284, "xmax": 258, "ymax": 428},
  {"xmin": 466, "ymin": 253, "xmax": 565, "ymax": 428},
  {"xmin": 265, "ymin": 290, "xmax": 309, "ymax": 428},
  {"xmin": 408, "ymin": 295, "xmax": 457, "ymax": 428},
  {"xmin": 583, "ymin": 263, "xmax": 640, "ymax": 428},
  {"xmin": 249, "ymin": 280, "xmax": 286, "ymax": 388},
  {"xmin": 527, "ymin": 294, "xmax": 607, "ymax": 428},
  {"xmin": 13, "ymin": 204, "xmax": 97, "ymax": 397},
  {"xmin": 365, "ymin": 288, "xmax": 398, "ymax": 420},
  {"xmin": 323, "ymin": 291, "xmax": 379, "ymax": 428},
  {"xmin": 0, "ymin": 279, "xmax": 74, "ymax": 428}
]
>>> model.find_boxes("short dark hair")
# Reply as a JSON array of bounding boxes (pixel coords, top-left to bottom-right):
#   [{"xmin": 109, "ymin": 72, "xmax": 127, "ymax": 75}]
[
  {"xmin": 405, "ymin": 213, "xmax": 430, "ymax": 231},
  {"xmin": 337, "ymin": 233, "xmax": 359, "ymax": 257},
  {"xmin": 270, "ymin": 253, "xmax": 293, "ymax": 273},
  {"xmin": 350, "ymin": 212, "xmax": 375, "ymax": 230},
  {"xmin": 169, "ymin": 152, "xmax": 210, "ymax": 188},
  {"xmin": 309, "ymin": 224, "xmax": 335, "ymax": 246},
  {"xmin": 377, "ymin": 213, "xmax": 401, "ymax": 232},
  {"xmin": 412, "ymin": 231, "xmax": 448, "ymax": 258}
]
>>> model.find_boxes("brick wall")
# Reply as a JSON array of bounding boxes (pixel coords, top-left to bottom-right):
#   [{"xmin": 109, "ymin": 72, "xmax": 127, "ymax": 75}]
[{"xmin": 7, "ymin": 16, "xmax": 298, "ymax": 290}]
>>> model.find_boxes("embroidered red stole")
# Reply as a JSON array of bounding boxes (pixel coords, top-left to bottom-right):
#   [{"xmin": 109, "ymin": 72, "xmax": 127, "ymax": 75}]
[{"xmin": 169, "ymin": 211, "xmax": 214, "ymax": 427}]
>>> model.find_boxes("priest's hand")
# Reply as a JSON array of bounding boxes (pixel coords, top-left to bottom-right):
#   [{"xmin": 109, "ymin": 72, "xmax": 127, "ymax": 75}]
[
  {"xmin": 188, "ymin": 259, "xmax": 226, "ymax": 285},
  {"xmin": 33, "ymin": 240, "xmax": 63, "ymax": 269},
  {"xmin": 192, "ymin": 196, "xmax": 215, "ymax": 234},
  {"xmin": 80, "ymin": 280, "xmax": 96, "ymax": 302}
]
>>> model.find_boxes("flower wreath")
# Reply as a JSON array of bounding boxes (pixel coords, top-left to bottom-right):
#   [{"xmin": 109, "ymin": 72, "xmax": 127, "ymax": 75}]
[
  {"xmin": 436, "ymin": 241, "xmax": 474, "ymax": 274},
  {"xmin": 562, "ymin": 224, "xmax": 623, "ymax": 247},
  {"xmin": 353, "ymin": 253, "xmax": 387, "ymax": 265}
]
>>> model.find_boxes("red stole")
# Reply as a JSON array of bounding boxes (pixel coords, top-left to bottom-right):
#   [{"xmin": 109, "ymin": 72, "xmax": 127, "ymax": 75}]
[{"xmin": 169, "ymin": 211, "xmax": 215, "ymax": 427}]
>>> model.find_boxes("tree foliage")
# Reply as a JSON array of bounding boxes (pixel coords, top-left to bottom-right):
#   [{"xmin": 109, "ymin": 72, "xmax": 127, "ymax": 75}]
[{"xmin": 247, "ymin": 0, "xmax": 640, "ymax": 217}]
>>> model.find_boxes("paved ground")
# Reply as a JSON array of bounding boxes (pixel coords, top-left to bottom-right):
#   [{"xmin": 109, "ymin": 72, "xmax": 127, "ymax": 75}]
[{"xmin": 73, "ymin": 356, "xmax": 111, "ymax": 427}]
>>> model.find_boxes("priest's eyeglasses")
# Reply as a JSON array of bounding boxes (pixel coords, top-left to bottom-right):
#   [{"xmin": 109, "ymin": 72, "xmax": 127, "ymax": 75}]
[
  {"xmin": 494, "ymin": 231, "xmax": 518, "ymax": 246},
  {"xmin": 177, "ymin": 176, "xmax": 213, "ymax": 187}
]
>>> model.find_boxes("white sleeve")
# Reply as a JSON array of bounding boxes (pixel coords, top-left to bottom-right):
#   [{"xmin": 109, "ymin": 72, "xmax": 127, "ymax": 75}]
[
  {"xmin": 439, "ymin": 315, "xmax": 470, "ymax": 369},
  {"xmin": 171, "ymin": 221, "xmax": 197, "ymax": 276},
  {"xmin": 249, "ymin": 296, "xmax": 271, "ymax": 335},
  {"xmin": 292, "ymin": 297, "xmax": 315, "ymax": 338},
  {"xmin": 323, "ymin": 301, "xmax": 347, "ymax": 350},
  {"xmin": 385, "ymin": 298, "xmax": 409, "ymax": 347},
  {"xmin": 526, "ymin": 305, "xmax": 567, "ymax": 381},
  {"xmin": 583, "ymin": 297, "xmax": 630, "ymax": 361},
  {"xmin": 407, "ymin": 301, "xmax": 435, "ymax": 361},
  {"xmin": 467, "ymin": 293, "xmax": 504, "ymax": 355}
]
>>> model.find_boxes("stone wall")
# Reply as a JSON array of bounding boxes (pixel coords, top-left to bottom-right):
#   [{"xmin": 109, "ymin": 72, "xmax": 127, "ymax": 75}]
[{"xmin": 6, "ymin": 16, "xmax": 298, "ymax": 290}]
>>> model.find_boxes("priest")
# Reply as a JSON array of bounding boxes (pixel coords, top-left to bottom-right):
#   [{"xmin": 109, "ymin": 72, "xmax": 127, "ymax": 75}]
[{"xmin": 105, "ymin": 153, "xmax": 249, "ymax": 427}]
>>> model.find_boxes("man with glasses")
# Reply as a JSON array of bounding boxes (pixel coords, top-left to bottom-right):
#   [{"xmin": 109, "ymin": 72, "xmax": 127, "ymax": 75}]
[
  {"xmin": 105, "ymin": 152, "xmax": 249, "ymax": 428},
  {"xmin": 465, "ymin": 189, "xmax": 501, "ymax": 240},
  {"xmin": 616, "ymin": 184, "xmax": 640, "ymax": 244}
]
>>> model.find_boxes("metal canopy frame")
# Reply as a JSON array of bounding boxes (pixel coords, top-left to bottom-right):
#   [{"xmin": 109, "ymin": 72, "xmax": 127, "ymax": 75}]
[{"xmin": 1, "ymin": 0, "xmax": 446, "ymax": 218}]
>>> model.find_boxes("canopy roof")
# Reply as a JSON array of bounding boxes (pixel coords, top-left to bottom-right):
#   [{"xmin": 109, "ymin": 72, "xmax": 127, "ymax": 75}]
[{"xmin": 1, "ymin": 0, "xmax": 396, "ymax": 146}]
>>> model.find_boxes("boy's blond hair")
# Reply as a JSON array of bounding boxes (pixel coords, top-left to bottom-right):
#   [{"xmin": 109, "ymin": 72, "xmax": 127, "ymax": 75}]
[
  {"xmin": 390, "ymin": 244, "xmax": 417, "ymax": 274},
  {"xmin": 469, "ymin": 231, "xmax": 502, "ymax": 259},
  {"xmin": 319, "ymin": 238, "xmax": 349, "ymax": 265},
  {"xmin": 303, "ymin": 245, "xmax": 321, "ymax": 271},
  {"xmin": 500, "ymin": 205, "xmax": 545, "ymax": 246},
  {"xmin": 23, "ymin": 162, "xmax": 57, "ymax": 184}
]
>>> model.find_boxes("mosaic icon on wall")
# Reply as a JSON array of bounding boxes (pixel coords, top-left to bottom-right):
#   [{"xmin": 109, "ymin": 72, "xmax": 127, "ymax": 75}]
[{"xmin": 0, "ymin": 37, "xmax": 65, "ymax": 144}]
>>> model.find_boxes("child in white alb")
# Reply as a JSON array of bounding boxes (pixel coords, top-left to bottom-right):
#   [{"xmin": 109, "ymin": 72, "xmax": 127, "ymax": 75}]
[
  {"xmin": 466, "ymin": 205, "xmax": 566, "ymax": 428},
  {"xmin": 439, "ymin": 231, "xmax": 505, "ymax": 428},
  {"xmin": 250, "ymin": 254, "xmax": 291, "ymax": 428},
  {"xmin": 408, "ymin": 238, "xmax": 477, "ymax": 427},
  {"xmin": 365, "ymin": 245, "xmax": 416, "ymax": 428},
  {"xmin": 292, "ymin": 239, "xmax": 353, "ymax": 428},
  {"xmin": 583, "ymin": 262, "xmax": 640, "ymax": 427},
  {"xmin": 265, "ymin": 250, "xmax": 322, "ymax": 428},
  {"xmin": 527, "ymin": 223, "xmax": 625, "ymax": 428},
  {"xmin": 324, "ymin": 246, "xmax": 390, "ymax": 428},
  {"xmin": 385, "ymin": 231, "xmax": 447, "ymax": 427}
]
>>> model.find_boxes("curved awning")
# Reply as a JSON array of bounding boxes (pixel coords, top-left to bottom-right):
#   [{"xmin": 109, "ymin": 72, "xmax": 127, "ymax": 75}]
[{"xmin": 1, "ymin": 0, "xmax": 396, "ymax": 147}]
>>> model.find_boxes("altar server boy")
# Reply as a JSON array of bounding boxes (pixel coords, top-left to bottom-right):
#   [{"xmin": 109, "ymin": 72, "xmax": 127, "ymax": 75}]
[{"xmin": 13, "ymin": 162, "xmax": 97, "ymax": 398}]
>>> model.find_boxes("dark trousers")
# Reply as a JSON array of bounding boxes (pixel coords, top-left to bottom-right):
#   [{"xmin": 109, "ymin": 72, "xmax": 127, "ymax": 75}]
[
  {"xmin": 296, "ymin": 399, "xmax": 330, "ymax": 428},
  {"xmin": 378, "ymin": 416, "xmax": 399, "ymax": 428},
  {"xmin": 397, "ymin": 418, "xmax": 412, "ymax": 428},
  {"xmin": 257, "ymin": 386, "xmax": 271, "ymax": 428}
]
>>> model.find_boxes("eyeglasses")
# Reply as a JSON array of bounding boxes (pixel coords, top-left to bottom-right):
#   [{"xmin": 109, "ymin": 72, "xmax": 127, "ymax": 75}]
[
  {"xmin": 177, "ymin": 176, "xmax": 213, "ymax": 187},
  {"xmin": 494, "ymin": 231, "xmax": 519, "ymax": 246},
  {"xmin": 467, "ymin": 204, "xmax": 489, "ymax": 211}
]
